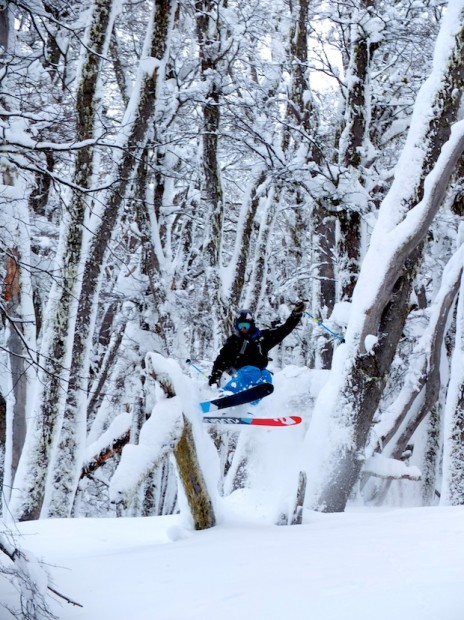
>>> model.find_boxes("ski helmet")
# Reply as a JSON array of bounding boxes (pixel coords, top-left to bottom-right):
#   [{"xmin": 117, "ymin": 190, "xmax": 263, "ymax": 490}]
[{"xmin": 235, "ymin": 309, "xmax": 255, "ymax": 334}]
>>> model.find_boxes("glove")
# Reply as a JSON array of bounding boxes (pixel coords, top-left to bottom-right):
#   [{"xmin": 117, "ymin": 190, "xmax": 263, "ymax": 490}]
[
  {"xmin": 292, "ymin": 300, "xmax": 306, "ymax": 316},
  {"xmin": 208, "ymin": 374, "xmax": 220, "ymax": 387}
]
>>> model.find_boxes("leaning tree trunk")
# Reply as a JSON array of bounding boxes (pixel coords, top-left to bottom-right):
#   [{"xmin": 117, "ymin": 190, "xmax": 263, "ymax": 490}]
[
  {"xmin": 109, "ymin": 353, "xmax": 216, "ymax": 528},
  {"xmin": 174, "ymin": 418, "xmax": 216, "ymax": 529},
  {"xmin": 305, "ymin": 5, "xmax": 464, "ymax": 512}
]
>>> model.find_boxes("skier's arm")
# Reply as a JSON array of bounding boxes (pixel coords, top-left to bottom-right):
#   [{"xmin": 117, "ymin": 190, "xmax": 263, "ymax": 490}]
[
  {"xmin": 264, "ymin": 302, "xmax": 305, "ymax": 349},
  {"xmin": 209, "ymin": 338, "xmax": 236, "ymax": 386}
]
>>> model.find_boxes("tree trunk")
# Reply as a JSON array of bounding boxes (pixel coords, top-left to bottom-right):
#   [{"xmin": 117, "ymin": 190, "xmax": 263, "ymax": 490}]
[
  {"xmin": 441, "ymin": 268, "xmax": 464, "ymax": 504},
  {"xmin": 336, "ymin": 0, "xmax": 379, "ymax": 301},
  {"xmin": 43, "ymin": 0, "xmax": 177, "ymax": 519},
  {"xmin": 312, "ymin": 204, "xmax": 336, "ymax": 368},
  {"xmin": 11, "ymin": 0, "xmax": 118, "ymax": 521},
  {"xmin": 174, "ymin": 417, "xmax": 216, "ymax": 529},
  {"xmin": 307, "ymin": 10, "xmax": 464, "ymax": 512},
  {"xmin": 0, "ymin": 391, "xmax": 6, "ymax": 512}
]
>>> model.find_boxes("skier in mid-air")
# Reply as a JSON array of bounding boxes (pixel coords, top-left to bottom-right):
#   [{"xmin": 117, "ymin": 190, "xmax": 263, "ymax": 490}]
[{"xmin": 208, "ymin": 302, "xmax": 305, "ymax": 394}]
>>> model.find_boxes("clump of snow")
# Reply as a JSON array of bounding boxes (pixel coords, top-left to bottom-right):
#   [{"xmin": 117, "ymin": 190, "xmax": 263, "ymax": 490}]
[
  {"xmin": 364, "ymin": 334, "xmax": 378, "ymax": 353},
  {"xmin": 139, "ymin": 56, "xmax": 162, "ymax": 77},
  {"xmin": 363, "ymin": 454, "xmax": 421, "ymax": 481},
  {"xmin": 329, "ymin": 301, "xmax": 351, "ymax": 326},
  {"xmin": 146, "ymin": 352, "xmax": 199, "ymax": 418},
  {"xmin": 85, "ymin": 413, "xmax": 131, "ymax": 464},
  {"xmin": 365, "ymin": 16, "xmax": 385, "ymax": 44}
]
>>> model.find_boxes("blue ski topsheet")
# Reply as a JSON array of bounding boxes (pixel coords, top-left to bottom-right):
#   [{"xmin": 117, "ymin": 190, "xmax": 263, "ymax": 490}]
[{"xmin": 200, "ymin": 383, "xmax": 274, "ymax": 413}]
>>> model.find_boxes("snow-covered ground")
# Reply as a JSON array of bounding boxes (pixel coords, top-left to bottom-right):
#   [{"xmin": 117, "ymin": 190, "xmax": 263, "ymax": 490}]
[{"xmin": 2, "ymin": 501, "xmax": 464, "ymax": 619}]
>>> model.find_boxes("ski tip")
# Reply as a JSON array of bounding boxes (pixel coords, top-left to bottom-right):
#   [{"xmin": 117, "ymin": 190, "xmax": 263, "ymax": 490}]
[
  {"xmin": 251, "ymin": 415, "xmax": 302, "ymax": 426},
  {"xmin": 202, "ymin": 415, "xmax": 302, "ymax": 427}
]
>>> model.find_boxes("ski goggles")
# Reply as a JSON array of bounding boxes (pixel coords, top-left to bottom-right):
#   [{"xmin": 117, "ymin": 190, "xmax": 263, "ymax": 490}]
[{"xmin": 237, "ymin": 321, "xmax": 251, "ymax": 330}]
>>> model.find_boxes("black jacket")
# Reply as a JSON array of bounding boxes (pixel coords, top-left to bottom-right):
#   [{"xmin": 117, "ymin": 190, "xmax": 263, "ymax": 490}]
[{"xmin": 209, "ymin": 311, "xmax": 301, "ymax": 385}]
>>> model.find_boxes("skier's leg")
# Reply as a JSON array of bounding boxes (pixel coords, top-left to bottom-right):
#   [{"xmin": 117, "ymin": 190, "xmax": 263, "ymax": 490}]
[
  {"xmin": 257, "ymin": 369, "xmax": 272, "ymax": 385},
  {"xmin": 247, "ymin": 368, "xmax": 273, "ymax": 407},
  {"xmin": 222, "ymin": 366, "xmax": 273, "ymax": 408},
  {"xmin": 223, "ymin": 365, "xmax": 263, "ymax": 393}
]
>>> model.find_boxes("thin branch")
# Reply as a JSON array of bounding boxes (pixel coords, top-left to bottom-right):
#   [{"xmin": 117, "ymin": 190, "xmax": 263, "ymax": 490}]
[{"xmin": 0, "ymin": 538, "xmax": 83, "ymax": 609}]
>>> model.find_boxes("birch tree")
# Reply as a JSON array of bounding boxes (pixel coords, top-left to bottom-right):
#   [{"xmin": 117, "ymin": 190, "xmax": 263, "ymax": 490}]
[
  {"xmin": 0, "ymin": 0, "xmax": 39, "ymax": 497},
  {"xmin": 9, "ymin": 0, "xmax": 119, "ymax": 521},
  {"xmin": 441, "ymin": 241, "xmax": 464, "ymax": 505},
  {"xmin": 42, "ymin": 0, "xmax": 178, "ymax": 518}
]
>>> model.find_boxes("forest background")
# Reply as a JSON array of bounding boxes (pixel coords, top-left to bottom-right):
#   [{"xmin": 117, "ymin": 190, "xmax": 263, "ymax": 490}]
[{"xmin": 1, "ymin": 0, "xmax": 464, "ymax": 595}]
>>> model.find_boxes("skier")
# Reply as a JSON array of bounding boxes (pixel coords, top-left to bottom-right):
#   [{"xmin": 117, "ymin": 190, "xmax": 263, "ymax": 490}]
[{"xmin": 208, "ymin": 302, "xmax": 305, "ymax": 394}]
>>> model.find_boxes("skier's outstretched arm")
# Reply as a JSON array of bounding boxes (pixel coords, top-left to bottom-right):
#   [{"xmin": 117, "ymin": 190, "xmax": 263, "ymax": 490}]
[{"xmin": 263, "ymin": 302, "xmax": 305, "ymax": 349}]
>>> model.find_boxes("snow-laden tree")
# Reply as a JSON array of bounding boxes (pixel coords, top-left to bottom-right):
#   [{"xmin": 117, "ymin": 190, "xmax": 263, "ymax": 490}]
[
  {"xmin": 0, "ymin": 0, "xmax": 458, "ymax": 524},
  {"xmin": 0, "ymin": 0, "xmax": 40, "ymax": 502},
  {"xmin": 9, "ymin": 0, "xmax": 121, "ymax": 521},
  {"xmin": 109, "ymin": 353, "xmax": 216, "ymax": 529},
  {"xmin": 45, "ymin": 0, "xmax": 179, "ymax": 518},
  {"xmin": 304, "ymin": 0, "xmax": 464, "ymax": 512},
  {"xmin": 441, "ymin": 226, "xmax": 464, "ymax": 505}
]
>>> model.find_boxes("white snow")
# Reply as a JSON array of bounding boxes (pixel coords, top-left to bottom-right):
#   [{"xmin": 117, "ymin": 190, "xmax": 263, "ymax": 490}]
[
  {"xmin": 85, "ymin": 412, "xmax": 131, "ymax": 464},
  {"xmin": 109, "ymin": 394, "xmax": 183, "ymax": 506},
  {"xmin": 139, "ymin": 56, "xmax": 162, "ymax": 76},
  {"xmin": 364, "ymin": 334, "xmax": 378, "ymax": 353},
  {"xmin": 2, "ymin": 505, "xmax": 464, "ymax": 619},
  {"xmin": 363, "ymin": 453, "xmax": 421, "ymax": 481}
]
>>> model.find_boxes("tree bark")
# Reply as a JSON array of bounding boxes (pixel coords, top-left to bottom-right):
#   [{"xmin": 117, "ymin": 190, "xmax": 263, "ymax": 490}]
[
  {"xmin": 43, "ymin": 0, "xmax": 177, "ymax": 519},
  {"xmin": 174, "ymin": 417, "xmax": 216, "ymax": 529},
  {"xmin": 307, "ymin": 11, "xmax": 464, "ymax": 511},
  {"xmin": 11, "ymin": 0, "xmax": 118, "ymax": 521}
]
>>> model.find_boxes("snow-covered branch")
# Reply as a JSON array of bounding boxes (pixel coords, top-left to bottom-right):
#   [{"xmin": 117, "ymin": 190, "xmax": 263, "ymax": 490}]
[
  {"xmin": 81, "ymin": 413, "xmax": 132, "ymax": 480},
  {"xmin": 362, "ymin": 454, "xmax": 421, "ymax": 482},
  {"xmin": 0, "ymin": 529, "xmax": 82, "ymax": 619},
  {"xmin": 356, "ymin": 119, "xmax": 464, "ymax": 341},
  {"xmin": 109, "ymin": 396, "xmax": 183, "ymax": 508},
  {"xmin": 372, "ymin": 243, "xmax": 464, "ymax": 457}
]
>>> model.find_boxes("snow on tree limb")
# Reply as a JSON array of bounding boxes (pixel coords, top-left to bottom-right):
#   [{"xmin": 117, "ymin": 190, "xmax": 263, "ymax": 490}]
[
  {"xmin": 354, "ymin": 119, "xmax": 464, "ymax": 344},
  {"xmin": 109, "ymin": 396, "xmax": 183, "ymax": 508},
  {"xmin": 146, "ymin": 352, "xmax": 200, "ymax": 419},
  {"xmin": 362, "ymin": 454, "xmax": 421, "ymax": 481},
  {"xmin": 81, "ymin": 413, "xmax": 132, "ymax": 480}
]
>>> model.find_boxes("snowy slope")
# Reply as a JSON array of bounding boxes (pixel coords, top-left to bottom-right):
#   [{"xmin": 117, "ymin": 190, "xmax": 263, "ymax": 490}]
[{"xmin": 2, "ymin": 503, "xmax": 464, "ymax": 619}]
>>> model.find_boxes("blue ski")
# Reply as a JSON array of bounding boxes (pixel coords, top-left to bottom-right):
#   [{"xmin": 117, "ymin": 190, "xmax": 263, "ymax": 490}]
[{"xmin": 200, "ymin": 383, "xmax": 274, "ymax": 413}]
